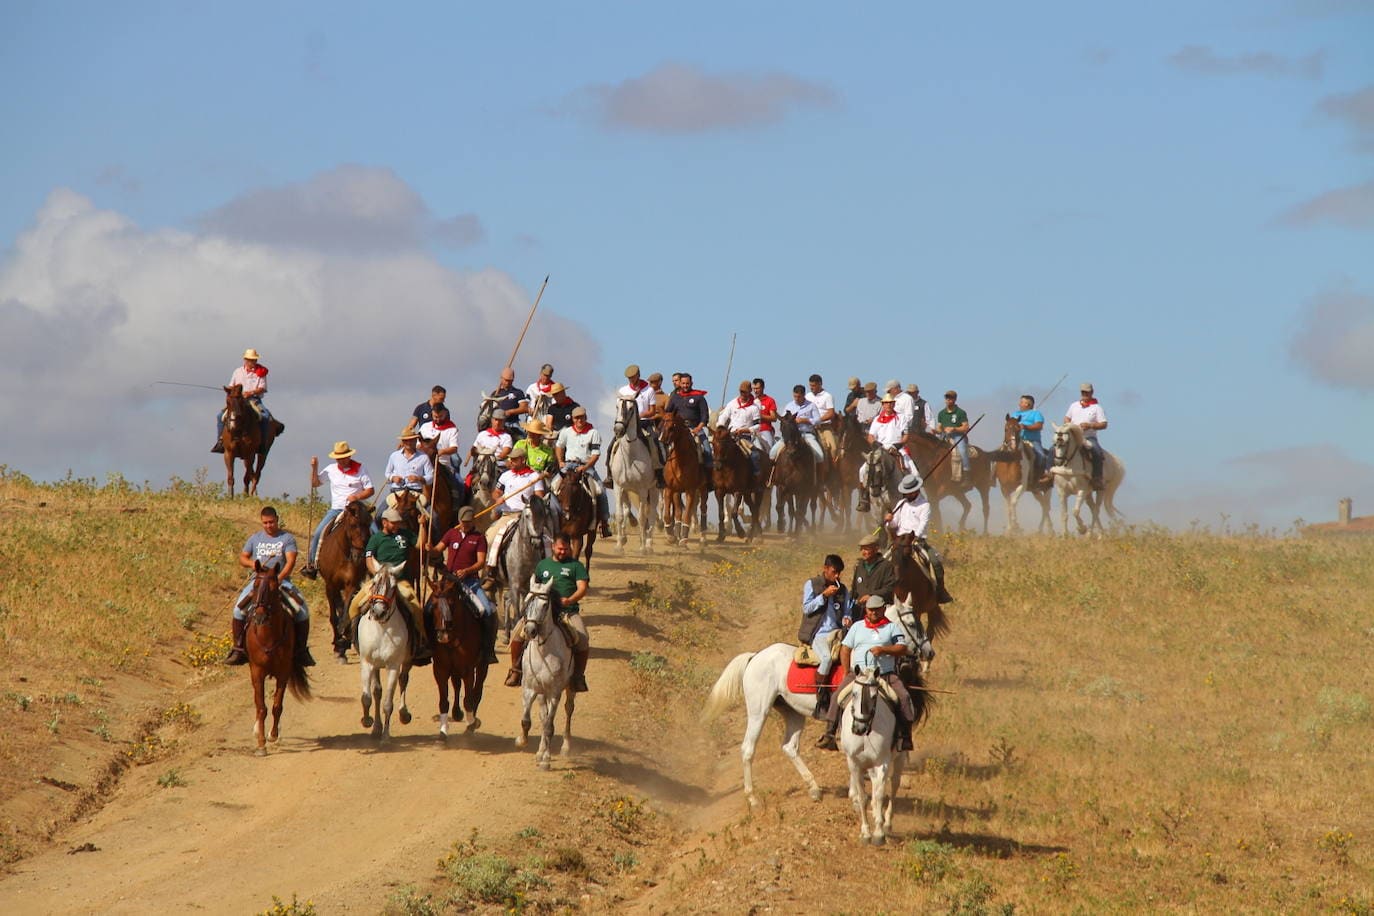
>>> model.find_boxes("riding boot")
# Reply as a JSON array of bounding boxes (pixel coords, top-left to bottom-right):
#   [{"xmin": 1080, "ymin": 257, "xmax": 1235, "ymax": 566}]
[
  {"xmin": 571, "ymin": 648, "xmax": 590, "ymax": 692},
  {"xmin": 299, "ymin": 564, "xmax": 319, "ymax": 580},
  {"xmin": 603, "ymin": 472, "xmax": 614, "ymax": 490},
  {"xmin": 224, "ymin": 618, "xmax": 248, "ymax": 665},
  {"xmin": 504, "ymin": 638, "xmax": 526, "ymax": 687},
  {"xmin": 402, "ymin": 604, "xmax": 432, "ymax": 667},
  {"xmin": 815, "ymin": 716, "xmax": 840, "ymax": 751},
  {"xmin": 480, "ymin": 613, "xmax": 500, "ymax": 665},
  {"xmin": 293, "ymin": 619, "xmax": 316, "ymax": 667},
  {"xmin": 855, "ymin": 494, "xmax": 871, "ymax": 513},
  {"xmin": 654, "ymin": 469, "xmax": 666, "ymax": 488},
  {"xmin": 813, "ymin": 684, "xmax": 832, "ymax": 721},
  {"xmin": 896, "ymin": 719, "xmax": 914, "ymax": 752},
  {"xmin": 935, "ymin": 568, "xmax": 955, "ymax": 605},
  {"xmin": 211, "ymin": 440, "xmax": 225, "ymax": 454}
]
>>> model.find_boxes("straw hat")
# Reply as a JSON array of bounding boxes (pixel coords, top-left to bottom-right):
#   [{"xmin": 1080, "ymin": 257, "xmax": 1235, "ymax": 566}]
[
  {"xmin": 398, "ymin": 428, "xmax": 420, "ymax": 440},
  {"xmin": 880, "ymin": 394, "xmax": 896, "ymax": 404},
  {"xmin": 548, "ymin": 382, "xmax": 566, "ymax": 395},
  {"xmin": 328, "ymin": 441, "xmax": 356, "ymax": 460},
  {"xmin": 243, "ymin": 348, "xmax": 260, "ymax": 360},
  {"xmin": 523, "ymin": 418, "xmax": 551, "ymax": 436}
]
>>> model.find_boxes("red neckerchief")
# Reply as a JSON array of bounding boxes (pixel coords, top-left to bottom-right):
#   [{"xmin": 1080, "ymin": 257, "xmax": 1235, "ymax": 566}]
[
  {"xmin": 431, "ymin": 420, "xmax": 455, "ymax": 431},
  {"xmin": 686, "ymin": 389, "xmax": 707, "ymax": 397},
  {"xmin": 1080, "ymin": 398, "xmax": 1098, "ymax": 406},
  {"xmin": 573, "ymin": 422, "xmax": 594, "ymax": 432},
  {"xmin": 736, "ymin": 396, "xmax": 753, "ymax": 407},
  {"xmin": 486, "ymin": 425, "xmax": 505, "ymax": 435},
  {"xmin": 863, "ymin": 616, "xmax": 889, "ymax": 630},
  {"xmin": 628, "ymin": 379, "xmax": 648, "ymax": 392},
  {"xmin": 874, "ymin": 411, "xmax": 897, "ymax": 423},
  {"xmin": 253, "ymin": 364, "xmax": 269, "ymax": 377},
  {"xmin": 535, "ymin": 380, "xmax": 553, "ymax": 392},
  {"xmin": 510, "ymin": 467, "xmax": 534, "ymax": 476},
  {"xmin": 337, "ymin": 460, "xmax": 361, "ymax": 476}
]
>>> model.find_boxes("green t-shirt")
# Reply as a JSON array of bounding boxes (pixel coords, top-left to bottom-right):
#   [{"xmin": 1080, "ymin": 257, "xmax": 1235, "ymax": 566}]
[
  {"xmin": 524, "ymin": 441, "xmax": 556, "ymax": 473},
  {"xmin": 534, "ymin": 557, "xmax": 589, "ymax": 614},
  {"xmin": 365, "ymin": 528, "xmax": 417, "ymax": 579},
  {"xmin": 937, "ymin": 406, "xmax": 968, "ymax": 431}
]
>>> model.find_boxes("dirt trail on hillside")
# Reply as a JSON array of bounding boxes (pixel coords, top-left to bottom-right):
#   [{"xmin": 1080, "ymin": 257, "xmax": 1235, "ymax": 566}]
[{"xmin": 0, "ymin": 547, "xmax": 768, "ymax": 915}]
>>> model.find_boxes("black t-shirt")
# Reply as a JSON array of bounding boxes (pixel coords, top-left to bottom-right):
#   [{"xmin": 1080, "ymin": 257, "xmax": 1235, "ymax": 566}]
[
  {"xmin": 413, "ymin": 401, "xmax": 443, "ymax": 428},
  {"xmin": 665, "ymin": 390, "xmax": 710, "ymax": 428},
  {"xmin": 549, "ymin": 399, "xmax": 579, "ymax": 432}
]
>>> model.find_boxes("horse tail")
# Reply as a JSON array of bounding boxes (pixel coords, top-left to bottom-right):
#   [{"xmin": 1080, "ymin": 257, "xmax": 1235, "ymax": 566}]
[
  {"xmin": 701, "ymin": 651, "xmax": 755, "ymax": 722},
  {"xmin": 926, "ymin": 605, "xmax": 950, "ymax": 641},
  {"xmin": 288, "ymin": 661, "xmax": 312, "ymax": 701}
]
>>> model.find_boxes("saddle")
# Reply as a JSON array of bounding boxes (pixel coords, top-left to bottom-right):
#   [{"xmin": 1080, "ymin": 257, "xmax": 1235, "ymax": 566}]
[
  {"xmin": 835, "ymin": 669, "xmax": 898, "ymax": 710},
  {"xmin": 786, "ymin": 659, "xmax": 844, "ymax": 693},
  {"xmin": 793, "ymin": 629, "xmax": 842, "ymax": 667}
]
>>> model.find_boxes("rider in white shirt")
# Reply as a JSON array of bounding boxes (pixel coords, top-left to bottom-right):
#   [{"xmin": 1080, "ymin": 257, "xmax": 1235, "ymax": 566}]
[
  {"xmin": 716, "ymin": 381, "xmax": 763, "ymax": 473},
  {"xmin": 1063, "ymin": 382, "xmax": 1109, "ymax": 489},
  {"xmin": 885, "ymin": 474, "xmax": 954, "ymax": 604}
]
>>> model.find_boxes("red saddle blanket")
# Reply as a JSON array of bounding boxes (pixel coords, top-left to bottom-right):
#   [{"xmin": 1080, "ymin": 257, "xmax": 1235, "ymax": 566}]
[{"xmin": 786, "ymin": 661, "xmax": 845, "ymax": 694}]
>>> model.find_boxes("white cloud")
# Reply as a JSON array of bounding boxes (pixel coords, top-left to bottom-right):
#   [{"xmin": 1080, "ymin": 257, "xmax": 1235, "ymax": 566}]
[
  {"xmin": 1289, "ymin": 286, "xmax": 1374, "ymax": 391},
  {"xmin": 559, "ymin": 62, "xmax": 839, "ymax": 134},
  {"xmin": 196, "ymin": 164, "xmax": 485, "ymax": 254},
  {"xmin": 0, "ymin": 186, "xmax": 600, "ymax": 494},
  {"xmin": 1275, "ymin": 179, "xmax": 1374, "ymax": 230}
]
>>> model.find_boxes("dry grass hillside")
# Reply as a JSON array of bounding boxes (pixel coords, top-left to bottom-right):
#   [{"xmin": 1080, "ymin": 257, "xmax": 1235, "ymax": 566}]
[{"xmin": 1, "ymin": 469, "xmax": 1372, "ymax": 913}]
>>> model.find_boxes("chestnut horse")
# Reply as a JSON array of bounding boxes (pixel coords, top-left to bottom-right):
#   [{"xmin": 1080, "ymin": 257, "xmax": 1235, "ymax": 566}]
[
  {"xmin": 993, "ymin": 414, "xmax": 1053, "ymax": 535},
  {"xmin": 710, "ymin": 425, "xmax": 762, "ymax": 542},
  {"xmin": 555, "ymin": 468, "xmax": 598, "ymax": 570},
  {"xmin": 832, "ymin": 412, "xmax": 868, "ymax": 530},
  {"xmin": 220, "ymin": 384, "xmax": 275, "ymax": 497},
  {"xmin": 772, "ymin": 412, "xmax": 818, "ymax": 535},
  {"xmin": 890, "ymin": 535, "xmax": 950, "ymax": 665},
  {"xmin": 902, "ymin": 432, "xmax": 992, "ymax": 534},
  {"xmin": 427, "ymin": 575, "xmax": 491, "ymax": 739},
  {"xmin": 244, "ymin": 563, "xmax": 311, "ymax": 756},
  {"xmin": 318, "ymin": 501, "xmax": 371, "ymax": 661},
  {"xmin": 658, "ymin": 412, "xmax": 708, "ymax": 546}
]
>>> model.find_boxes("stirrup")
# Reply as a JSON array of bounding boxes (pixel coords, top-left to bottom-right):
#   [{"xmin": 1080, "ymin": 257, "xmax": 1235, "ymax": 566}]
[
  {"xmin": 504, "ymin": 667, "xmax": 522, "ymax": 687},
  {"xmin": 299, "ymin": 565, "xmax": 318, "ymax": 580},
  {"xmin": 211, "ymin": 441, "xmax": 225, "ymax": 454},
  {"xmin": 224, "ymin": 648, "xmax": 247, "ymax": 666},
  {"xmin": 815, "ymin": 731, "xmax": 838, "ymax": 751}
]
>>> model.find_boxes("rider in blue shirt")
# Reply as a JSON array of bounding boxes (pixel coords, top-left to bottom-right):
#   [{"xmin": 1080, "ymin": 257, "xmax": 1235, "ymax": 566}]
[
  {"xmin": 816, "ymin": 595, "xmax": 916, "ymax": 751},
  {"xmin": 1010, "ymin": 394, "xmax": 1049, "ymax": 483}
]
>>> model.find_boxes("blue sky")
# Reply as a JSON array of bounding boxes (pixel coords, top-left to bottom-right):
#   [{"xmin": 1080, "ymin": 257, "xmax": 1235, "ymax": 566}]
[{"xmin": 2, "ymin": 1, "xmax": 1371, "ymax": 530}]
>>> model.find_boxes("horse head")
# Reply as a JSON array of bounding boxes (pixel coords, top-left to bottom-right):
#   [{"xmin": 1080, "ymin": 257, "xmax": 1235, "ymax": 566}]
[
  {"xmin": 476, "ymin": 393, "xmax": 495, "ymax": 434},
  {"xmin": 849, "ymin": 667, "xmax": 880, "ymax": 736},
  {"xmin": 521, "ymin": 577, "xmax": 556, "ymax": 641},
  {"xmin": 1002, "ymin": 414, "xmax": 1021, "ymax": 452},
  {"xmin": 614, "ymin": 396, "xmax": 640, "ymax": 440},
  {"xmin": 249, "ymin": 561, "xmax": 282, "ymax": 623},
  {"xmin": 1052, "ymin": 423, "xmax": 1081, "ymax": 465},
  {"xmin": 886, "ymin": 600, "xmax": 934, "ymax": 675},
  {"xmin": 366, "ymin": 565, "xmax": 400, "ymax": 621},
  {"xmin": 779, "ymin": 411, "xmax": 801, "ymax": 447},
  {"xmin": 522, "ymin": 492, "xmax": 555, "ymax": 541},
  {"xmin": 472, "ymin": 453, "xmax": 498, "ymax": 491}
]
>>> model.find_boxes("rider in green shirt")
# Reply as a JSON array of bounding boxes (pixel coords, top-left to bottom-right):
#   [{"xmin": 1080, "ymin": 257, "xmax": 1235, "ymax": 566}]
[
  {"xmin": 936, "ymin": 390, "xmax": 971, "ymax": 476},
  {"xmin": 520, "ymin": 419, "xmax": 558, "ymax": 474},
  {"xmin": 505, "ymin": 535, "xmax": 592, "ymax": 692}
]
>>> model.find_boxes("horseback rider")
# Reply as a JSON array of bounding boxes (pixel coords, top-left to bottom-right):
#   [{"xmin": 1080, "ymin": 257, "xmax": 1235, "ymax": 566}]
[
  {"xmin": 420, "ymin": 404, "xmax": 464, "ymax": 502},
  {"xmin": 886, "ymin": 474, "xmax": 955, "ymax": 604},
  {"xmin": 850, "ymin": 531, "xmax": 898, "ymax": 612},
  {"xmin": 886, "ymin": 380, "xmax": 916, "ymax": 435},
  {"xmin": 489, "ymin": 368, "xmax": 530, "ymax": 440},
  {"xmin": 851, "ymin": 381, "xmax": 882, "ymax": 426},
  {"xmin": 612, "ymin": 364, "xmax": 665, "ymax": 486},
  {"xmin": 1011, "ymin": 394, "xmax": 1050, "ymax": 485},
  {"xmin": 407, "ymin": 385, "xmax": 447, "ymax": 433},
  {"xmin": 506, "ymin": 534, "xmax": 592, "ymax": 692},
  {"xmin": 649, "ymin": 372, "xmax": 670, "ymax": 415},
  {"xmin": 907, "ymin": 383, "xmax": 931, "ymax": 435},
  {"xmin": 798, "ymin": 554, "xmax": 850, "ymax": 725},
  {"xmin": 520, "ymin": 419, "xmax": 558, "ymax": 476},
  {"xmin": 555, "ymin": 406, "xmax": 614, "ymax": 539},
  {"xmin": 817, "ymin": 595, "xmax": 916, "ymax": 752},
  {"xmin": 349, "ymin": 507, "xmax": 431, "ymax": 666},
  {"xmin": 526, "ymin": 362, "xmax": 558, "ymax": 410},
  {"xmin": 545, "ymin": 383, "xmax": 579, "ymax": 432},
  {"xmin": 470, "ymin": 409, "xmax": 514, "ymax": 471},
  {"xmin": 1063, "ymin": 382, "xmax": 1108, "ymax": 490},
  {"xmin": 805, "ymin": 374, "xmax": 838, "ymax": 462},
  {"xmin": 212, "ymin": 348, "xmax": 282, "ymax": 452},
  {"xmin": 716, "ymin": 380, "xmax": 764, "ymax": 475},
  {"xmin": 300, "ymin": 442, "xmax": 375, "ymax": 579},
  {"xmin": 663, "ymin": 372, "xmax": 712, "ymax": 468},
  {"xmin": 751, "ymin": 378, "xmax": 780, "ymax": 453},
  {"xmin": 432, "ymin": 506, "xmax": 501, "ymax": 664},
  {"xmin": 769, "ymin": 385, "xmax": 825, "ymax": 464},
  {"xmin": 935, "ymin": 390, "xmax": 972, "ymax": 479},
  {"xmin": 481, "ymin": 444, "xmax": 548, "ymax": 578},
  {"xmin": 224, "ymin": 506, "xmax": 316, "ymax": 668},
  {"xmin": 373, "ymin": 428, "xmax": 434, "ymax": 531},
  {"xmin": 857, "ymin": 394, "xmax": 906, "ymax": 512},
  {"xmin": 842, "ymin": 376, "xmax": 864, "ymax": 414}
]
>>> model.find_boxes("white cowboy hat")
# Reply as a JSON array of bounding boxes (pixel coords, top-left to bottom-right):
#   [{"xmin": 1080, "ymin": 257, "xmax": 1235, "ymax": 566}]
[
  {"xmin": 328, "ymin": 441, "xmax": 356, "ymax": 460},
  {"xmin": 523, "ymin": 418, "xmax": 551, "ymax": 436},
  {"xmin": 243, "ymin": 348, "xmax": 260, "ymax": 360},
  {"xmin": 898, "ymin": 473, "xmax": 924, "ymax": 495}
]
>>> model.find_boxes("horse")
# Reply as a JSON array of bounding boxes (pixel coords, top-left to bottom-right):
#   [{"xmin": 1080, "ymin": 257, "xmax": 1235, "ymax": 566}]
[
  {"xmin": 658, "ymin": 412, "xmax": 708, "ymax": 546},
  {"xmin": 467, "ymin": 452, "xmax": 500, "ymax": 534},
  {"xmin": 554, "ymin": 466, "xmax": 598, "ymax": 570},
  {"xmin": 427, "ymin": 575, "xmax": 490, "ymax": 739},
  {"xmin": 992, "ymin": 414, "xmax": 1053, "ymax": 535},
  {"xmin": 318, "ymin": 501, "xmax": 371, "ymax": 662},
  {"xmin": 356, "ymin": 566, "xmax": 414, "ymax": 741},
  {"xmin": 514, "ymin": 579, "xmax": 575, "ymax": 770},
  {"xmin": 608, "ymin": 396, "xmax": 657, "ymax": 556},
  {"xmin": 859, "ymin": 445, "xmax": 903, "ymax": 520},
  {"xmin": 243, "ymin": 563, "xmax": 311, "ymax": 757},
  {"xmin": 220, "ymin": 384, "xmax": 274, "ymax": 497},
  {"xmin": 891, "ymin": 536, "xmax": 950, "ymax": 666},
  {"xmin": 1050, "ymin": 423, "xmax": 1126, "ymax": 536},
  {"xmin": 772, "ymin": 412, "xmax": 818, "ymax": 535},
  {"xmin": 710, "ymin": 425, "xmax": 762, "ymax": 542},
  {"xmin": 905, "ymin": 430, "xmax": 993, "ymax": 534},
  {"xmin": 841, "ymin": 667, "xmax": 928, "ymax": 846},
  {"xmin": 490, "ymin": 493, "xmax": 557, "ymax": 639},
  {"xmin": 832, "ymin": 413, "xmax": 868, "ymax": 530}
]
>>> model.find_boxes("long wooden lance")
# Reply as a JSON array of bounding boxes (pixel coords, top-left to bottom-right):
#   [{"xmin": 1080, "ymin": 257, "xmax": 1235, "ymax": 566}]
[
  {"xmin": 916, "ymin": 413, "xmax": 985, "ymax": 480},
  {"xmin": 1038, "ymin": 372, "xmax": 1069, "ymax": 409},
  {"xmin": 153, "ymin": 380, "xmax": 220, "ymax": 390},
  {"xmin": 470, "ymin": 471, "xmax": 548, "ymax": 520},
  {"xmin": 506, "ymin": 275, "xmax": 550, "ymax": 369},
  {"xmin": 719, "ymin": 332, "xmax": 737, "ymax": 411}
]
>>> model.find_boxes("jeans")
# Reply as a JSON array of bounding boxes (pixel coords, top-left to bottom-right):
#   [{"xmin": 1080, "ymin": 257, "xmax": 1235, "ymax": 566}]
[
  {"xmin": 1085, "ymin": 439, "xmax": 1103, "ymax": 478},
  {"xmin": 234, "ymin": 577, "xmax": 308, "ymax": 622},
  {"xmin": 1028, "ymin": 442, "xmax": 1048, "ymax": 474},
  {"xmin": 309, "ymin": 508, "xmax": 341, "ymax": 565},
  {"xmin": 562, "ymin": 461, "xmax": 610, "ymax": 520},
  {"xmin": 941, "ymin": 433, "xmax": 970, "ymax": 470},
  {"xmin": 696, "ymin": 429, "xmax": 714, "ymax": 468},
  {"xmin": 460, "ymin": 577, "xmax": 497, "ymax": 617},
  {"xmin": 811, "ymin": 628, "xmax": 839, "ymax": 676},
  {"xmin": 768, "ymin": 431, "xmax": 824, "ymax": 463}
]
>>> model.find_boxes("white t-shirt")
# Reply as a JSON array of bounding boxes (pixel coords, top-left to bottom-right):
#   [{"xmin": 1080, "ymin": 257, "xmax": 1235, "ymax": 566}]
[
  {"xmin": 618, "ymin": 381, "xmax": 656, "ymax": 419},
  {"xmin": 889, "ymin": 495, "xmax": 931, "ymax": 538},
  {"xmin": 1064, "ymin": 401, "xmax": 1107, "ymax": 440},
  {"xmin": 473, "ymin": 428, "xmax": 513, "ymax": 456},
  {"xmin": 319, "ymin": 461, "xmax": 374, "ymax": 510},
  {"xmin": 854, "ymin": 396, "xmax": 882, "ymax": 426},
  {"xmin": 806, "ymin": 389, "xmax": 836, "ymax": 426},
  {"xmin": 496, "ymin": 468, "xmax": 545, "ymax": 512},
  {"xmin": 420, "ymin": 421, "xmax": 462, "ymax": 470},
  {"xmin": 868, "ymin": 412, "xmax": 906, "ymax": 450},
  {"xmin": 716, "ymin": 397, "xmax": 761, "ymax": 433},
  {"xmin": 892, "ymin": 392, "xmax": 915, "ymax": 429},
  {"xmin": 229, "ymin": 365, "xmax": 267, "ymax": 398}
]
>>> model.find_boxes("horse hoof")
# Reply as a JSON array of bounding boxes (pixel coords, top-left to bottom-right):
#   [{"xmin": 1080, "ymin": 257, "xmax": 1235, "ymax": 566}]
[
  {"xmin": 468, "ymin": 718, "xmax": 481, "ymax": 731},
  {"xmin": 809, "ymin": 787, "xmax": 822, "ymax": 801},
  {"xmin": 335, "ymin": 654, "xmax": 348, "ymax": 665},
  {"xmin": 361, "ymin": 715, "xmax": 373, "ymax": 728},
  {"xmin": 453, "ymin": 710, "xmax": 464, "ymax": 722},
  {"xmin": 254, "ymin": 747, "xmax": 267, "ymax": 758},
  {"xmin": 537, "ymin": 759, "xmax": 551, "ymax": 771},
  {"xmin": 399, "ymin": 709, "xmax": 413, "ymax": 725},
  {"xmin": 747, "ymin": 795, "xmax": 761, "ymax": 810},
  {"xmin": 515, "ymin": 736, "xmax": 527, "ymax": 749},
  {"xmin": 872, "ymin": 835, "xmax": 887, "ymax": 847},
  {"xmin": 268, "ymin": 734, "xmax": 280, "ymax": 744},
  {"xmin": 439, "ymin": 725, "xmax": 448, "ymax": 739}
]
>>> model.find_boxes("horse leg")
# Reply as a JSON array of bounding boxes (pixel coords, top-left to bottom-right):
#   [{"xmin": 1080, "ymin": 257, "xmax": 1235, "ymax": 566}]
[
  {"xmin": 268, "ymin": 671, "xmax": 286, "ymax": 743},
  {"xmin": 251, "ymin": 668, "xmax": 268, "ymax": 757},
  {"xmin": 398, "ymin": 666, "xmax": 412, "ymax": 725},
  {"xmin": 869, "ymin": 761, "xmax": 890, "ymax": 846},
  {"xmin": 224, "ymin": 451, "xmax": 236, "ymax": 498},
  {"xmin": 847, "ymin": 754, "xmax": 872, "ymax": 843},
  {"xmin": 436, "ymin": 660, "xmax": 452, "ymax": 738},
  {"xmin": 777, "ymin": 705, "xmax": 823, "ymax": 801},
  {"xmin": 378, "ymin": 668, "xmax": 396, "ymax": 741},
  {"xmin": 464, "ymin": 666, "xmax": 482, "ymax": 733},
  {"xmin": 360, "ymin": 662, "xmax": 378, "ymax": 733},
  {"xmin": 641, "ymin": 488, "xmax": 656, "ymax": 555},
  {"xmin": 538, "ymin": 693, "xmax": 559, "ymax": 770},
  {"xmin": 516, "ymin": 685, "xmax": 534, "ymax": 749},
  {"xmin": 561, "ymin": 686, "xmax": 575, "ymax": 758}
]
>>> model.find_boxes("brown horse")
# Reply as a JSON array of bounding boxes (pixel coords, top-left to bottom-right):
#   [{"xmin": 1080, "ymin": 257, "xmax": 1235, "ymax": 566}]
[
  {"xmin": 244, "ymin": 563, "xmax": 311, "ymax": 756},
  {"xmin": 889, "ymin": 534, "xmax": 950, "ymax": 654},
  {"xmin": 658, "ymin": 412, "xmax": 708, "ymax": 546},
  {"xmin": 992, "ymin": 414, "xmax": 1053, "ymax": 534},
  {"xmin": 427, "ymin": 575, "xmax": 490, "ymax": 738},
  {"xmin": 318, "ymin": 501, "xmax": 371, "ymax": 661},
  {"xmin": 555, "ymin": 468, "xmax": 598, "ymax": 570},
  {"xmin": 832, "ymin": 412, "xmax": 868, "ymax": 530},
  {"xmin": 220, "ymin": 384, "xmax": 275, "ymax": 496},
  {"xmin": 772, "ymin": 412, "xmax": 818, "ymax": 535},
  {"xmin": 902, "ymin": 432, "xmax": 992, "ymax": 533},
  {"xmin": 711, "ymin": 426, "xmax": 762, "ymax": 542}
]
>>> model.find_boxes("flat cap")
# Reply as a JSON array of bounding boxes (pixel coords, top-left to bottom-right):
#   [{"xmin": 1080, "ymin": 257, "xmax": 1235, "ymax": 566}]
[
  {"xmin": 625, "ymin": 364, "xmax": 640, "ymax": 378},
  {"xmin": 381, "ymin": 508, "xmax": 404, "ymax": 523},
  {"xmin": 865, "ymin": 594, "xmax": 887, "ymax": 610},
  {"xmin": 858, "ymin": 532, "xmax": 880, "ymax": 547}
]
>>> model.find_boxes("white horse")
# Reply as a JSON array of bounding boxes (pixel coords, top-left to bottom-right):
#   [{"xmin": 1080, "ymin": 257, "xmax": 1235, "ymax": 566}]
[
  {"xmin": 514, "ymin": 579, "xmax": 575, "ymax": 769},
  {"xmin": 609, "ymin": 396, "xmax": 658, "ymax": 555},
  {"xmin": 490, "ymin": 494, "xmax": 557, "ymax": 639},
  {"xmin": 356, "ymin": 566, "xmax": 413, "ymax": 741},
  {"xmin": 1050, "ymin": 423, "xmax": 1125, "ymax": 537},
  {"xmin": 840, "ymin": 669, "xmax": 907, "ymax": 845}
]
